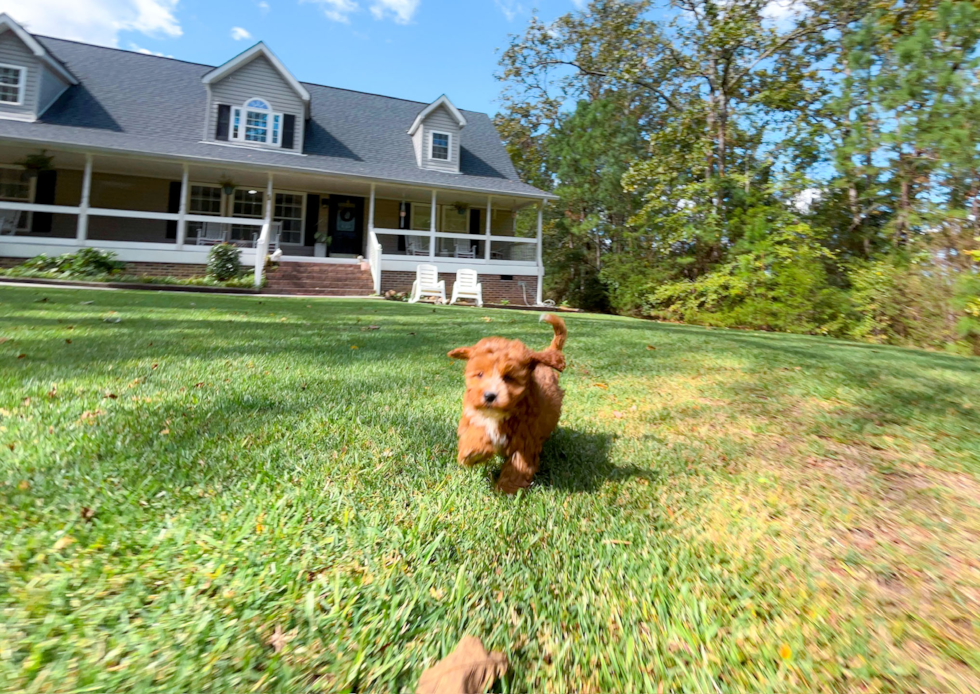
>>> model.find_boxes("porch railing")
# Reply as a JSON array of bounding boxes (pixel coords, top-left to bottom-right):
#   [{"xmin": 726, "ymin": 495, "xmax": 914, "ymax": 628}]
[
  {"xmin": 0, "ymin": 200, "xmax": 279, "ymax": 287},
  {"xmin": 371, "ymin": 228, "xmax": 538, "ymax": 265},
  {"xmin": 367, "ymin": 230, "xmax": 382, "ymax": 294}
]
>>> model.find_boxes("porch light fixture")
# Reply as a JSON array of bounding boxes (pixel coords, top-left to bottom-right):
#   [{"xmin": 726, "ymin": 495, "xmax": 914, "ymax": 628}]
[{"xmin": 248, "ymin": 189, "xmax": 257, "ymax": 194}]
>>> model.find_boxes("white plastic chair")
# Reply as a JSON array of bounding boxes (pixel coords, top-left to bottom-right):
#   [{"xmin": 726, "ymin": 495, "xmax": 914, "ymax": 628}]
[
  {"xmin": 453, "ymin": 239, "xmax": 477, "ymax": 259},
  {"xmin": 450, "ymin": 269, "xmax": 483, "ymax": 307},
  {"xmin": 408, "ymin": 264, "xmax": 446, "ymax": 304}
]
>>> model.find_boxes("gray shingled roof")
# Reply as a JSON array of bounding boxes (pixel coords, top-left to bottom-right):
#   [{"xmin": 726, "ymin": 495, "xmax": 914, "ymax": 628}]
[{"xmin": 0, "ymin": 37, "xmax": 554, "ymax": 200}]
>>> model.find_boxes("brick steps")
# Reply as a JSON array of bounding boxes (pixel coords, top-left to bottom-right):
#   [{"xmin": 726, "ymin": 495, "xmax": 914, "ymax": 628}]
[{"xmin": 263, "ymin": 262, "xmax": 374, "ymax": 296}]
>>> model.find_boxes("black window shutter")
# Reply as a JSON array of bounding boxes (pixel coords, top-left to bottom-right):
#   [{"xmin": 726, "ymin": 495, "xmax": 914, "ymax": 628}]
[
  {"xmin": 281, "ymin": 114, "xmax": 296, "ymax": 149},
  {"xmin": 216, "ymin": 104, "xmax": 230, "ymax": 141},
  {"xmin": 469, "ymin": 208, "xmax": 481, "ymax": 235},
  {"xmin": 165, "ymin": 181, "xmax": 181, "ymax": 239},
  {"xmin": 31, "ymin": 170, "xmax": 57, "ymax": 234},
  {"xmin": 398, "ymin": 202, "xmax": 410, "ymax": 251},
  {"xmin": 304, "ymin": 194, "xmax": 319, "ymax": 246}
]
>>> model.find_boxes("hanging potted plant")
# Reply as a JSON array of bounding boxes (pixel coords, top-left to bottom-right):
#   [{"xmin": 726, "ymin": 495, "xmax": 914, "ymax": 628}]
[
  {"xmin": 13, "ymin": 150, "xmax": 54, "ymax": 180},
  {"xmin": 218, "ymin": 175, "xmax": 237, "ymax": 197},
  {"xmin": 452, "ymin": 201, "xmax": 468, "ymax": 215}
]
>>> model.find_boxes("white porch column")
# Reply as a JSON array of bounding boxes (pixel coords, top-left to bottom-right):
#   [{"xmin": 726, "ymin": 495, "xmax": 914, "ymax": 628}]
[
  {"xmin": 368, "ymin": 183, "xmax": 376, "ymax": 233},
  {"xmin": 535, "ymin": 200, "xmax": 545, "ymax": 305},
  {"xmin": 254, "ymin": 172, "xmax": 274, "ymax": 288},
  {"xmin": 175, "ymin": 163, "xmax": 189, "ymax": 249},
  {"xmin": 484, "ymin": 195, "xmax": 492, "ymax": 261},
  {"xmin": 429, "ymin": 189, "xmax": 436, "ymax": 259},
  {"xmin": 76, "ymin": 153, "xmax": 93, "ymax": 244}
]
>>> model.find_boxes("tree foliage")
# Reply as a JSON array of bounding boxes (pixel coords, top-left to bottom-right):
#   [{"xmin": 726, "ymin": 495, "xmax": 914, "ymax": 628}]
[{"xmin": 497, "ymin": 0, "xmax": 980, "ymax": 353}]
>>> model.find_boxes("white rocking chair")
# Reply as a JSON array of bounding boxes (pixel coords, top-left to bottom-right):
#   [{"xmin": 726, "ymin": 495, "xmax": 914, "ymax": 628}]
[
  {"xmin": 453, "ymin": 238, "xmax": 477, "ymax": 259},
  {"xmin": 450, "ymin": 269, "xmax": 483, "ymax": 307},
  {"xmin": 0, "ymin": 210, "xmax": 22, "ymax": 235},
  {"xmin": 195, "ymin": 222, "xmax": 226, "ymax": 246},
  {"xmin": 408, "ymin": 264, "xmax": 446, "ymax": 304},
  {"xmin": 406, "ymin": 236, "xmax": 429, "ymax": 256}
]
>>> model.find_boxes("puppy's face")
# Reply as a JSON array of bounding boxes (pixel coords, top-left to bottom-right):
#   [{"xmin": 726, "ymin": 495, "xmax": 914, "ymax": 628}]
[{"xmin": 449, "ymin": 338, "xmax": 531, "ymax": 414}]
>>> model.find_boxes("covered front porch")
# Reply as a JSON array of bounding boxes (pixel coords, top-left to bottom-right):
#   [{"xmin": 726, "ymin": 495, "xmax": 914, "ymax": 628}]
[{"xmin": 0, "ymin": 145, "xmax": 546, "ymax": 297}]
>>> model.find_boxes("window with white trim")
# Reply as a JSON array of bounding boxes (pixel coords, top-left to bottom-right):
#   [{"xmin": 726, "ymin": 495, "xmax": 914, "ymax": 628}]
[
  {"xmin": 0, "ymin": 64, "xmax": 25, "ymax": 105},
  {"xmin": 231, "ymin": 188, "xmax": 264, "ymax": 242},
  {"xmin": 410, "ymin": 203, "xmax": 432, "ymax": 231},
  {"xmin": 0, "ymin": 166, "xmax": 33, "ymax": 231},
  {"xmin": 187, "ymin": 184, "xmax": 222, "ymax": 239},
  {"xmin": 230, "ymin": 98, "xmax": 283, "ymax": 146},
  {"xmin": 274, "ymin": 192, "xmax": 304, "ymax": 245},
  {"xmin": 430, "ymin": 132, "xmax": 450, "ymax": 161}
]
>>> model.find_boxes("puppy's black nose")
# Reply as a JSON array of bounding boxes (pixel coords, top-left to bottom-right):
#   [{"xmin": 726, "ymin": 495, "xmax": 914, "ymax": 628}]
[{"xmin": 483, "ymin": 391, "xmax": 497, "ymax": 404}]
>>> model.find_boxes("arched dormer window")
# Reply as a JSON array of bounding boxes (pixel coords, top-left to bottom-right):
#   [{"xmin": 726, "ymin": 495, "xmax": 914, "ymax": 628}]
[{"xmin": 231, "ymin": 97, "xmax": 283, "ymax": 146}]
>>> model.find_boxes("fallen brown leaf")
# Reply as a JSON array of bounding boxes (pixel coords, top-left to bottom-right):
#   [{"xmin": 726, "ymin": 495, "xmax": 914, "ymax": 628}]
[
  {"xmin": 81, "ymin": 507, "xmax": 95, "ymax": 521},
  {"xmin": 52, "ymin": 535, "xmax": 75, "ymax": 551}
]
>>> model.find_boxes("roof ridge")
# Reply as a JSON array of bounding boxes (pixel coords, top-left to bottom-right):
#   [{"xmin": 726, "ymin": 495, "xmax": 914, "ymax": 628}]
[
  {"xmin": 36, "ymin": 34, "xmax": 489, "ymax": 117},
  {"xmin": 35, "ymin": 34, "xmax": 215, "ymax": 69}
]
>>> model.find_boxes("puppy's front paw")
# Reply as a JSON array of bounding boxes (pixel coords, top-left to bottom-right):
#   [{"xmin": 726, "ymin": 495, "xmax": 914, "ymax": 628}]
[
  {"xmin": 495, "ymin": 466, "xmax": 532, "ymax": 495},
  {"xmin": 458, "ymin": 447, "xmax": 492, "ymax": 467}
]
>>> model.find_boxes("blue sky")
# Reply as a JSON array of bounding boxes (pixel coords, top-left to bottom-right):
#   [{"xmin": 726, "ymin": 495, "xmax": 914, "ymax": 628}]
[{"xmin": 0, "ymin": 0, "xmax": 588, "ymax": 115}]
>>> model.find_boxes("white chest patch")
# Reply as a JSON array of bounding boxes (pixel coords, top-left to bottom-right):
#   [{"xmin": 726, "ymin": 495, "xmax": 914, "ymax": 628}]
[{"xmin": 466, "ymin": 408, "xmax": 509, "ymax": 450}]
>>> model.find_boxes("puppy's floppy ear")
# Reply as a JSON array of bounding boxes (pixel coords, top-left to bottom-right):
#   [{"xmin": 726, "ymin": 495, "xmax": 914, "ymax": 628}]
[
  {"xmin": 447, "ymin": 346, "xmax": 472, "ymax": 360},
  {"xmin": 529, "ymin": 349, "xmax": 565, "ymax": 372}
]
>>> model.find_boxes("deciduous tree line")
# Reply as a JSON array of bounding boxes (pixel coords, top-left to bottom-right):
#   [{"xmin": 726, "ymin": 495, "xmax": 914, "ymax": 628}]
[{"xmin": 498, "ymin": 0, "xmax": 980, "ymax": 353}]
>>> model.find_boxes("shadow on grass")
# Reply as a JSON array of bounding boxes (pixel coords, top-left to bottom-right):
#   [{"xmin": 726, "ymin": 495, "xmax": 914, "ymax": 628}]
[{"xmin": 535, "ymin": 428, "xmax": 655, "ymax": 494}]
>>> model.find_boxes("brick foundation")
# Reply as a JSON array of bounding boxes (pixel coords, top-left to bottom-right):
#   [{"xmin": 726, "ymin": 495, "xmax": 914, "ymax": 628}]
[
  {"xmin": 381, "ymin": 271, "xmax": 538, "ymax": 305},
  {"xmin": 123, "ymin": 262, "xmax": 207, "ymax": 279}
]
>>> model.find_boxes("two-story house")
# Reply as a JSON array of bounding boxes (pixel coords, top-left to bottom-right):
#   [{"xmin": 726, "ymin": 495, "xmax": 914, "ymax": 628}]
[{"xmin": 0, "ymin": 14, "xmax": 554, "ymax": 300}]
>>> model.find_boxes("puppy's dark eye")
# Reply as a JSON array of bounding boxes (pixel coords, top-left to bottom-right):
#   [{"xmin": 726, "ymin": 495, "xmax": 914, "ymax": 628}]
[
  {"xmin": 476, "ymin": 371, "xmax": 484, "ymax": 378},
  {"xmin": 503, "ymin": 374, "xmax": 516, "ymax": 383}
]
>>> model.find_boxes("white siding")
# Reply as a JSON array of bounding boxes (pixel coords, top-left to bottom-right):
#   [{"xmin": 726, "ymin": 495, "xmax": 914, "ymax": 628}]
[
  {"xmin": 207, "ymin": 55, "xmax": 305, "ymax": 150},
  {"xmin": 37, "ymin": 64, "xmax": 70, "ymax": 115},
  {"xmin": 0, "ymin": 31, "xmax": 39, "ymax": 120},
  {"xmin": 417, "ymin": 104, "xmax": 461, "ymax": 174},
  {"xmin": 412, "ymin": 128, "xmax": 424, "ymax": 167}
]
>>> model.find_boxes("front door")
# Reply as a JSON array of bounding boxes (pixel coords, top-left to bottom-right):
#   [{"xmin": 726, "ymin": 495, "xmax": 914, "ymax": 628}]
[{"xmin": 329, "ymin": 195, "xmax": 364, "ymax": 256}]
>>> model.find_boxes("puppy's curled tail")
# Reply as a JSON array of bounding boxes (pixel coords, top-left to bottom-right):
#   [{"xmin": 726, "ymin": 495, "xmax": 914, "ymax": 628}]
[{"xmin": 539, "ymin": 313, "xmax": 567, "ymax": 352}]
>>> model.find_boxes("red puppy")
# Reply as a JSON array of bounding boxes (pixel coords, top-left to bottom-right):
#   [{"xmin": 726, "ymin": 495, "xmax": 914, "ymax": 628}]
[{"xmin": 448, "ymin": 314, "xmax": 567, "ymax": 493}]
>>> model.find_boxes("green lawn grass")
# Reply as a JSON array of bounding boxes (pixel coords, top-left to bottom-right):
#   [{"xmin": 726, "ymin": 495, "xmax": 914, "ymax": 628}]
[{"xmin": 1, "ymin": 286, "xmax": 979, "ymax": 693}]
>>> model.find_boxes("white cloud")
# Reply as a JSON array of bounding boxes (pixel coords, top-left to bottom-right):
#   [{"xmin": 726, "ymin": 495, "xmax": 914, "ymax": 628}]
[
  {"xmin": 230, "ymin": 26, "xmax": 252, "ymax": 40},
  {"xmin": 495, "ymin": 0, "xmax": 524, "ymax": 22},
  {"xmin": 369, "ymin": 0, "xmax": 419, "ymax": 24},
  {"xmin": 303, "ymin": 0, "xmax": 418, "ymax": 24},
  {"xmin": 762, "ymin": 0, "xmax": 805, "ymax": 27},
  {"xmin": 257, "ymin": 0, "xmax": 270, "ymax": 11},
  {"xmin": 793, "ymin": 188, "xmax": 821, "ymax": 213},
  {"xmin": 303, "ymin": 0, "xmax": 359, "ymax": 23},
  {"xmin": 128, "ymin": 42, "xmax": 172, "ymax": 58},
  {"xmin": 2, "ymin": 0, "xmax": 182, "ymax": 47}
]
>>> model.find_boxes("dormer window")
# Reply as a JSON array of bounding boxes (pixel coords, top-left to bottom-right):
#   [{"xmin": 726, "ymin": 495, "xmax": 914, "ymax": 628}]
[
  {"xmin": 231, "ymin": 98, "xmax": 282, "ymax": 146},
  {"xmin": 0, "ymin": 64, "xmax": 25, "ymax": 104},
  {"xmin": 430, "ymin": 132, "xmax": 450, "ymax": 161}
]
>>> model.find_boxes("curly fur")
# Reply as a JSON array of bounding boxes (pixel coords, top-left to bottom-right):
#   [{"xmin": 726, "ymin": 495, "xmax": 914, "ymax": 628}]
[{"xmin": 448, "ymin": 314, "xmax": 567, "ymax": 494}]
